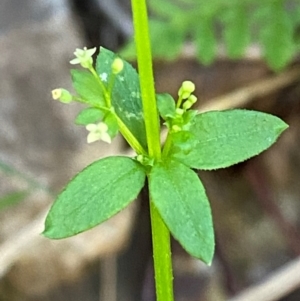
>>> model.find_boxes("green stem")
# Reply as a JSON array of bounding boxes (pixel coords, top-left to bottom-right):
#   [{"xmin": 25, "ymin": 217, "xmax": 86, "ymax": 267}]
[
  {"xmin": 176, "ymin": 96, "xmax": 184, "ymax": 108},
  {"xmin": 150, "ymin": 202, "xmax": 174, "ymax": 301},
  {"xmin": 131, "ymin": 0, "xmax": 161, "ymax": 159},
  {"xmin": 115, "ymin": 115, "xmax": 147, "ymax": 155},
  {"xmin": 131, "ymin": 1, "xmax": 174, "ymax": 301},
  {"xmin": 162, "ymin": 132, "xmax": 173, "ymax": 158}
]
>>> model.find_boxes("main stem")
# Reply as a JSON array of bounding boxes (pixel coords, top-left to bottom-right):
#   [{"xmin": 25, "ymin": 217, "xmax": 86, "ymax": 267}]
[{"xmin": 131, "ymin": 1, "xmax": 174, "ymax": 301}]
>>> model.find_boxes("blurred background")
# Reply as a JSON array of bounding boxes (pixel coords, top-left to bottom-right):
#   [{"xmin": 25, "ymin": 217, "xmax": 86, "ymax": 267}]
[{"xmin": 1, "ymin": 0, "xmax": 300, "ymax": 301}]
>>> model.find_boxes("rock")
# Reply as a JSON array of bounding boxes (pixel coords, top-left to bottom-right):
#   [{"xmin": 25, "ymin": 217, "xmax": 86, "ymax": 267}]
[{"xmin": 0, "ymin": 1, "xmax": 135, "ymax": 300}]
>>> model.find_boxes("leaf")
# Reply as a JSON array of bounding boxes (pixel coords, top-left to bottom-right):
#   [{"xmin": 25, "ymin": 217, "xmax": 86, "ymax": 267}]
[
  {"xmin": 221, "ymin": 5, "xmax": 250, "ymax": 58},
  {"xmin": 171, "ymin": 131, "xmax": 198, "ymax": 155},
  {"xmin": 157, "ymin": 93, "xmax": 176, "ymax": 120},
  {"xmin": 148, "ymin": 0, "xmax": 182, "ymax": 18},
  {"xmin": 104, "ymin": 111, "xmax": 119, "ymax": 139},
  {"xmin": 71, "ymin": 69, "xmax": 105, "ymax": 106},
  {"xmin": 149, "ymin": 159, "xmax": 214, "ymax": 264},
  {"xmin": 75, "ymin": 107, "xmax": 106, "ymax": 125},
  {"xmin": 170, "ymin": 109, "xmax": 288, "ymax": 170},
  {"xmin": 43, "ymin": 156, "xmax": 146, "ymax": 239},
  {"xmin": 259, "ymin": 2, "xmax": 295, "ymax": 70},
  {"xmin": 0, "ymin": 191, "xmax": 28, "ymax": 211},
  {"xmin": 194, "ymin": 17, "xmax": 216, "ymax": 65},
  {"xmin": 149, "ymin": 20, "xmax": 185, "ymax": 61},
  {"xmin": 96, "ymin": 47, "xmax": 147, "ymax": 149}
]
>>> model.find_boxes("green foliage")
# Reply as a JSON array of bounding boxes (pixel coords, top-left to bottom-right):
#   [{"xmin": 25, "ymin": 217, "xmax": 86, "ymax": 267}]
[
  {"xmin": 194, "ymin": 15, "xmax": 217, "ymax": 65},
  {"xmin": 170, "ymin": 110, "xmax": 288, "ymax": 170},
  {"xmin": 46, "ymin": 46, "xmax": 288, "ymax": 265},
  {"xmin": 71, "ymin": 70, "xmax": 105, "ymax": 106},
  {"xmin": 46, "ymin": 3, "xmax": 291, "ymax": 300},
  {"xmin": 104, "ymin": 111, "xmax": 119, "ymax": 139},
  {"xmin": 221, "ymin": 5, "xmax": 250, "ymax": 58},
  {"xmin": 75, "ymin": 107, "xmax": 105, "ymax": 125},
  {"xmin": 257, "ymin": 2, "xmax": 295, "ymax": 70},
  {"xmin": 96, "ymin": 47, "xmax": 147, "ymax": 149},
  {"xmin": 157, "ymin": 93, "xmax": 176, "ymax": 119},
  {"xmin": 121, "ymin": 0, "xmax": 300, "ymax": 70},
  {"xmin": 43, "ymin": 156, "xmax": 146, "ymax": 239},
  {"xmin": 149, "ymin": 159, "xmax": 214, "ymax": 264}
]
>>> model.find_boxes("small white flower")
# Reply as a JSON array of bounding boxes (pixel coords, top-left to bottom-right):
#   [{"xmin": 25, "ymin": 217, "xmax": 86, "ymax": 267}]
[
  {"xmin": 86, "ymin": 122, "xmax": 111, "ymax": 144},
  {"xmin": 70, "ymin": 47, "xmax": 97, "ymax": 68}
]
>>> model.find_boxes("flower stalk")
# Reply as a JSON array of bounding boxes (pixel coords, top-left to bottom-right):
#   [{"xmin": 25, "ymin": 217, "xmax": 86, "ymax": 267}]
[{"xmin": 131, "ymin": 1, "xmax": 175, "ymax": 301}]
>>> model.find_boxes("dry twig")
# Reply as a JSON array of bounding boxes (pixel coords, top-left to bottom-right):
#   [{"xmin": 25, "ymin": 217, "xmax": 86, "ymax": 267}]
[
  {"xmin": 199, "ymin": 67, "xmax": 300, "ymax": 112},
  {"xmin": 228, "ymin": 256, "xmax": 300, "ymax": 301}
]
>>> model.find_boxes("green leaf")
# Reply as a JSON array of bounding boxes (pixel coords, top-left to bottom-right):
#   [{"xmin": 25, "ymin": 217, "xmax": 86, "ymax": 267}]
[
  {"xmin": 259, "ymin": 2, "xmax": 295, "ymax": 70},
  {"xmin": 104, "ymin": 111, "xmax": 119, "ymax": 139},
  {"xmin": 0, "ymin": 191, "xmax": 28, "ymax": 210},
  {"xmin": 148, "ymin": 0, "xmax": 182, "ymax": 18},
  {"xmin": 43, "ymin": 156, "xmax": 146, "ymax": 239},
  {"xmin": 194, "ymin": 17, "xmax": 216, "ymax": 65},
  {"xmin": 182, "ymin": 110, "xmax": 198, "ymax": 129},
  {"xmin": 222, "ymin": 6, "xmax": 250, "ymax": 58},
  {"xmin": 157, "ymin": 93, "xmax": 176, "ymax": 120},
  {"xmin": 171, "ymin": 131, "xmax": 198, "ymax": 155},
  {"xmin": 75, "ymin": 107, "xmax": 106, "ymax": 125},
  {"xmin": 71, "ymin": 69, "xmax": 105, "ymax": 106},
  {"xmin": 171, "ymin": 109, "xmax": 288, "ymax": 170},
  {"xmin": 149, "ymin": 159, "xmax": 214, "ymax": 264},
  {"xmin": 96, "ymin": 47, "xmax": 147, "ymax": 149},
  {"xmin": 149, "ymin": 20, "xmax": 185, "ymax": 61}
]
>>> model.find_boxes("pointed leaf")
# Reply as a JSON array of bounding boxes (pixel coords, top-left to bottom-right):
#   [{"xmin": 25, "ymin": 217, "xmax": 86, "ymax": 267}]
[
  {"xmin": 149, "ymin": 159, "xmax": 214, "ymax": 264},
  {"xmin": 71, "ymin": 69, "xmax": 105, "ymax": 106},
  {"xmin": 43, "ymin": 156, "xmax": 146, "ymax": 239},
  {"xmin": 75, "ymin": 107, "xmax": 105, "ymax": 125},
  {"xmin": 157, "ymin": 93, "xmax": 176, "ymax": 120},
  {"xmin": 194, "ymin": 17, "xmax": 216, "ymax": 65},
  {"xmin": 96, "ymin": 47, "xmax": 147, "ymax": 149},
  {"xmin": 149, "ymin": 20, "xmax": 185, "ymax": 60},
  {"xmin": 148, "ymin": 0, "xmax": 182, "ymax": 18},
  {"xmin": 171, "ymin": 110, "xmax": 288, "ymax": 170},
  {"xmin": 259, "ymin": 3, "xmax": 294, "ymax": 70},
  {"xmin": 104, "ymin": 111, "xmax": 119, "ymax": 139},
  {"xmin": 222, "ymin": 6, "xmax": 250, "ymax": 58}
]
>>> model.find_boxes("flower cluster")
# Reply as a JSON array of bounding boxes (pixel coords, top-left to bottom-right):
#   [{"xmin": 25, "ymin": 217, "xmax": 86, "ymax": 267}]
[
  {"xmin": 50, "ymin": 47, "xmax": 127, "ymax": 145},
  {"xmin": 178, "ymin": 81, "xmax": 197, "ymax": 111}
]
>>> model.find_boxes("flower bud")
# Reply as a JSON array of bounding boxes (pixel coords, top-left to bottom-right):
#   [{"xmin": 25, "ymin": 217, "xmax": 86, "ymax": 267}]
[
  {"xmin": 183, "ymin": 95, "xmax": 197, "ymax": 110},
  {"xmin": 111, "ymin": 58, "xmax": 124, "ymax": 74},
  {"xmin": 183, "ymin": 100, "xmax": 192, "ymax": 110},
  {"xmin": 188, "ymin": 94, "xmax": 197, "ymax": 104},
  {"xmin": 51, "ymin": 88, "xmax": 73, "ymax": 103},
  {"xmin": 136, "ymin": 154, "xmax": 144, "ymax": 164},
  {"xmin": 171, "ymin": 125, "xmax": 182, "ymax": 132},
  {"xmin": 178, "ymin": 80, "xmax": 196, "ymax": 99},
  {"xmin": 175, "ymin": 108, "xmax": 184, "ymax": 116}
]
